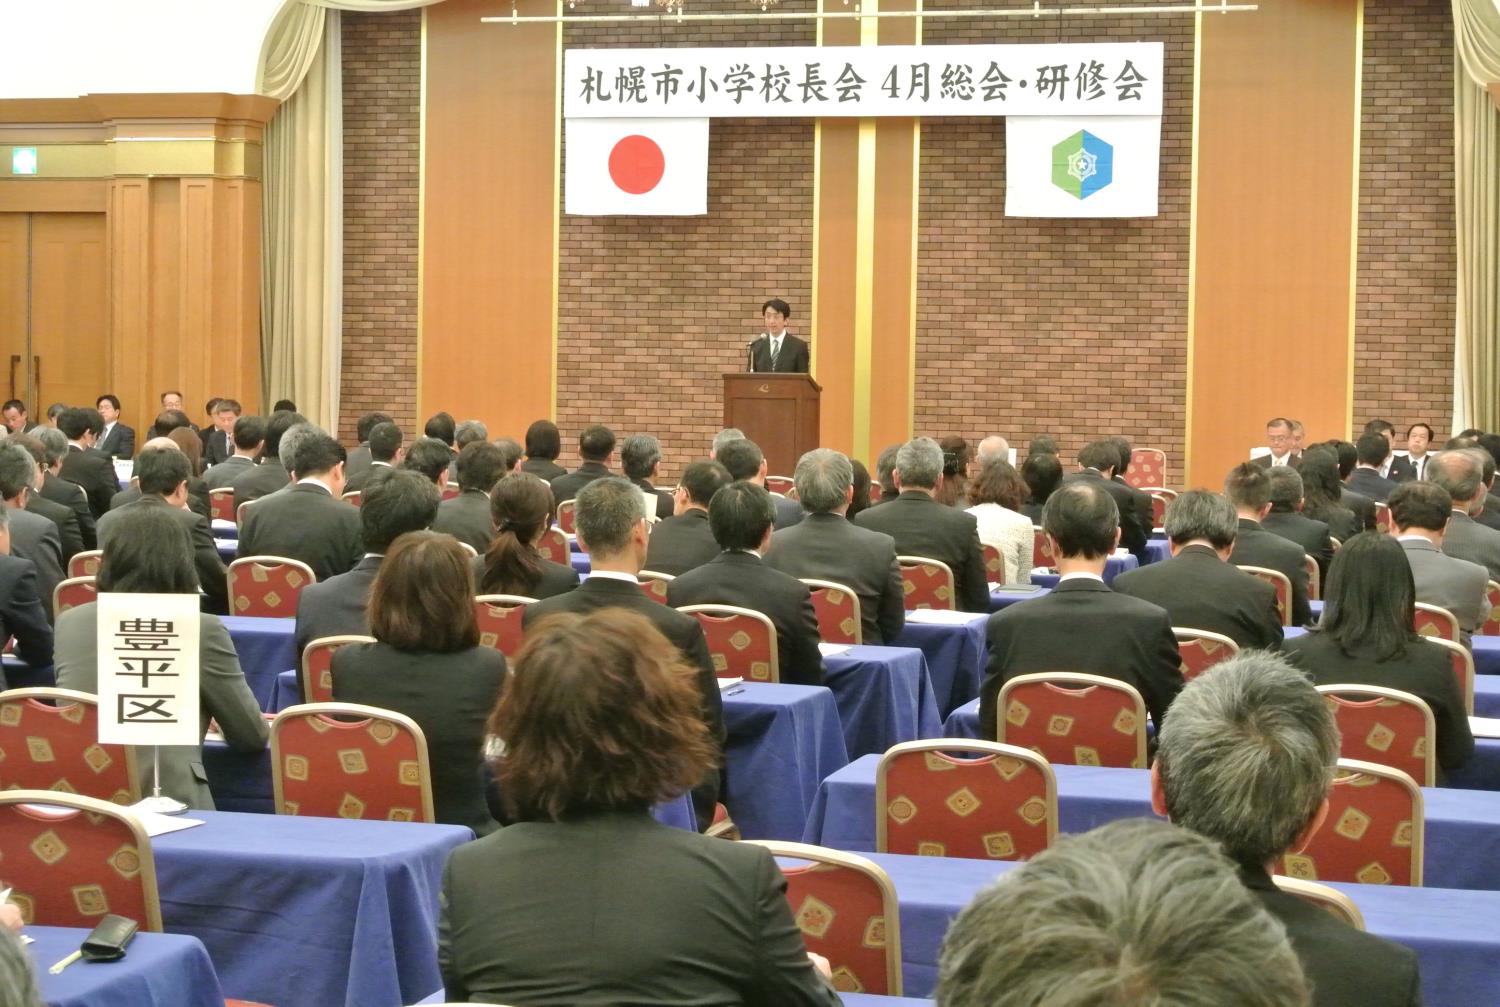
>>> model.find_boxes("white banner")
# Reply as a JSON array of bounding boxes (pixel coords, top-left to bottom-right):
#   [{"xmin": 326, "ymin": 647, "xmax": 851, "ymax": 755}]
[
  {"xmin": 96, "ymin": 593, "xmax": 201, "ymax": 747},
  {"xmin": 1005, "ymin": 115, "xmax": 1161, "ymax": 218},
  {"xmin": 565, "ymin": 117, "xmax": 709, "ymax": 216},
  {"xmin": 564, "ymin": 43, "xmax": 1163, "ymax": 119}
]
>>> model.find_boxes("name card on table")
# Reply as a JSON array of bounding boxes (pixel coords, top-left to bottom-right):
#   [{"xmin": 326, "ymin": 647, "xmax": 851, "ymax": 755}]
[{"xmin": 96, "ymin": 593, "xmax": 200, "ymax": 747}]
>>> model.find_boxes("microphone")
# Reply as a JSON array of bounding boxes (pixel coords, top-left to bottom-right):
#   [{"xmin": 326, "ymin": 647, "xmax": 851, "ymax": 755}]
[{"xmin": 746, "ymin": 336, "xmax": 760, "ymax": 373}]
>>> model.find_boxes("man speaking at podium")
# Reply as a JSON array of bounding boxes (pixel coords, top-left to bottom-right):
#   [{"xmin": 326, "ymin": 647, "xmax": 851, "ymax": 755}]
[{"xmin": 747, "ymin": 298, "xmax": 810, "ymax": 374}]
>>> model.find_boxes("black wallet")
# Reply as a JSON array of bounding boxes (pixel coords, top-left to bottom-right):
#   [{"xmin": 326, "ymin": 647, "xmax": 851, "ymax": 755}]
[{"xmin": 80, "ymin": 914, "xmax": 138, "ymax": 961}]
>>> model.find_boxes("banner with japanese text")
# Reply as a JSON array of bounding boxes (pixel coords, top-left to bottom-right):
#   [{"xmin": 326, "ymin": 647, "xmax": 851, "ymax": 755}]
[{"xmin": 96, "ymin": 593, "xmax": 201, "ymax": 747}]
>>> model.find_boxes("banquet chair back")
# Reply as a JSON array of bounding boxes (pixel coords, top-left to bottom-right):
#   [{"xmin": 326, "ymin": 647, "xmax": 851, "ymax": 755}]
[
  {"xmin": 1374, "ymin": 501, "xmax": 1393, "ymax": 532},
  {"xmin": 556, "ymin": 499, "xmax": 578, "ymax": 535},
  {"xmin": 341, "ymin": 490, "xmax": 362, "ymax": 508},
  {"xmin": 228, "ymin": 556, "xmax": 317, "ymax": 618},
  {"xmin": 678, "ymin": 604, "xmax": 779, "ymax": 682},
  {"xmin": 441, "ymin": 484, "xmax": 461, "ymax": 502},
  {"xmin": 897, "ymin": 555, "xmax": 956, "ymax": 611},
  {"xmin": 1426, "ymin": 637, "xmax": 1475, "ymax": 715},
  {"xmin": 1413, "ymin": 603, "xmax": 1459, "ymax": 643},
  {"xmin": 209, "ymin": 488, "xmax": 236, "ymax": 523},
  {"xmin": 300, "ymin": 635, "xmax": 377, "ymax": 704},
  {"xmin": 1272, "ymin": 876, "xmax": 1366, "ymax": 929},
  {"xmin": 536, "ymin": 527, "xmax": 569, "ymax": 565},
  {"xmin": 53, "ymin": 576, "xmax": 97, "ymax": 619},
  {"xmin": 802, "ymin": 579, "xmax": 863, "ymax": 644},
  {"xmin": 0, "ymin": 689, "xmax": 139, "ymax": 804},
  {"xmin": 996, "ymin": 672, "xmax": 1148, "ymax": 769},
  {"xmin": 745, "ymin": 841, "xmax": 903, "ymax": 996},
  {"xmin": 1147, "ymin": 492, "xmax": 1171, "ymax": 532},
  {"xmin": 236, "ymin": 501, "xmax": 254, "ymax": 526},
  {"xmin": 1239, "ymin": 565, "xmax": 1292, "ymax": 626},
  {"xmin": 270, "ymin": 703, "xmax": 435, "ymax": 824},
  {"xmin": 1126, "ymin": 448, "xmax": 1167, "ymax": 489},
  {"xmin": 1279, "ymin": 759, "xmax": 1423, "ymax": 887},
  {"xmin": 0, "ymin": 789, "xmax": 161, "ymax": 931},
  {"xmin": 1483, "ymin": 581, "xmax": 1500, "ymax": 636},
  {"xmin": 1317, "ymin": 685, "xmax": 1436, "ymax": 787},
  {"xmin": 66, "ymin": 550, "xmax": 102, "ymax": 580},
  {"xmin": 980, "ymin": 543, "xmax": 1006, "ymax": 586},
  {"xmin": 1304, "ymin": 554, "xmax": 1321, "ymax": 601},
  {"xmin": 474, "ymin": 595, "xmax": 537, "ymax": 659},
  {"xmin": 1031, "ymin": 529, "xmax": 1054, "ymax": 571},
  {"xmin": 1173, "ymin": 628, "xmax": 1241, "ymax": 682},
  {"xmin": 765, "ymin": 475, "xmax": 796, "ymax": 496},
  {"xmin": 875, "ymin": 740, "xmax": 1056, "ymax": 861},
  {"xmin": 638, "ymin": 570, "xmax": 674, "ymax": 605}
]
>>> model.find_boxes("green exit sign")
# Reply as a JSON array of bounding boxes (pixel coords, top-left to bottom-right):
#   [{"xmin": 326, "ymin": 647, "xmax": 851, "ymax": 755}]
[{"xmin": 11, "ymin": 148, "xmax": 38, "ymax": 175}]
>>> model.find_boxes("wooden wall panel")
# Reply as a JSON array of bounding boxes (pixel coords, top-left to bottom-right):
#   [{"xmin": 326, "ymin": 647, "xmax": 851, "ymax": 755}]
[
  {"xmin": 0, "ymin": 215, "xmax": 28, "ymax": 403},
  {"xmin": 29, "ymin": 214, "xmax": 108, "ymax": 410},
  {"xmin": 111, "ymin": 179, "xmax": 154, "ymax": 429}
]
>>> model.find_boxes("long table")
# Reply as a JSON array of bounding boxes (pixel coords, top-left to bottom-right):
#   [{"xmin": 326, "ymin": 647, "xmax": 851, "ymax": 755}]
[
  {"xmin": 1028, "ymin": 553, "xmax": 1138, "ymax": 589},
  {"xmin": 891, "ymin": 611, "xmax": 988, "ymax": 718},
  {"xmin": 802, "ymin": 755, "xmax": 1500, "ymax": 891},
  {"xmin": 32, "ymin": 925, "xmax": 224, "ymax": 1007}
]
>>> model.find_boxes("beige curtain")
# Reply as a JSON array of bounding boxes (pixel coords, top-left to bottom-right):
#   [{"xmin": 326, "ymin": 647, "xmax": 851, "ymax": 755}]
[
  {"xmin": 257, "ymin": 0, "xmax": 445, "ymax": 431},
  {"xmin": 1452, "ymin": 0, "xmax": 1500, "ymax": 432}
]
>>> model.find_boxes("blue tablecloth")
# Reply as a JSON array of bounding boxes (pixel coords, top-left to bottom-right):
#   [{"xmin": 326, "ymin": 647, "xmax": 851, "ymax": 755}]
[
  {"xmin": 1144, "ymin": 538, "xmax": 1170, "ymax": 565},
  {"xmin": 154, "ymin": 810, "xmax": 471, "ymax": 1007},
  {"xmin": 416, "ymin": 989, "xmax": 931, "ymax": 1005},
  {"xmin": 988, "ymin": 586, "xmax": 1050, "ymax": 613},
  {"xmin": 570, "ymin": 552, "xmax": 590, "ymax": 575},
  {"xmin": 216, "ymin": 539, "xmax": 236, "ymax": 563},
  {"xmin": 723, "ymin": 682, "xmax": 849, "ymax": 840},
  {"xmin": 824, "ymin": 646, "xmax": 943, "ymax": 760},
  {"xmin": 31, "ymin": 925, "xmax": 223, "ymax": 1007},
  {"xmin": 1029, "ymin": 554, "xmax": 1137, "ymax": 589},
  {"xmin": 211, "ymin": 519, "xmax": 237, "ymax": 539},
  {"xmin": 891, "ymin": 612, "xmax": 988, "ymax": 718},
  {"xmin": 803, "ymin": 755, "xmax": 1500, "ymax": 891},
  {"xmin": 223, "ymin": 616, "xmax": 298, "ymax": 710}
]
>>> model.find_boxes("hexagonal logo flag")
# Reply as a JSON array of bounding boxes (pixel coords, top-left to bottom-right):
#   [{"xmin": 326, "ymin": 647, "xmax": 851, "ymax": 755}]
[
  {"xmin": 1005, "ymin": 115, "xmax": 1160, "ymax": 218},
  {"xmin": 1051, "ymin": 130, "xmax": 1113, "ymax": 199}
]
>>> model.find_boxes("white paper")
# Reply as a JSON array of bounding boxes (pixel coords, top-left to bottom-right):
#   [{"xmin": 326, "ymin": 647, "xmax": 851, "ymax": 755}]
[
  {"xmin": 818, "ymin": 643, "xmax": 852, "ymax": 657},
  {"xmin": 126, "ymin": 808, "xmax": 204, "ymax": 838},
  {"xmin": 96, "ymin": 593, "xmax": 201, "ymax": 747},
  {"xmin": 717, "ymin": 677, "xmax": 743, "ymax": 690},
  {"xmin": 904, "ymin": 608, "xmax": 986, "ymax": 626},
  {"xmin": 1005, "ymin": 115, "xmax": 1161, "ymax": 218},
  {"xmin": 1469, "ymin": 716, "xmax": 1500, "ymax": 739}
]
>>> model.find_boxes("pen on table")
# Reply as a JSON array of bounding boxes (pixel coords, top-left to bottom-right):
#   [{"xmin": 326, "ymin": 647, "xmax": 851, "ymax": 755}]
[{"xmin": 724, "ymin": 687, "xmax": 745, "ymax": 696}]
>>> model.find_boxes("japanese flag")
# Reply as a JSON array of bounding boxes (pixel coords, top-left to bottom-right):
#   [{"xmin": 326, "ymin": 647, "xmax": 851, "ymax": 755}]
[{"xmin": 565, "ymin": 117, "xmax": 709, "ymax": 216}]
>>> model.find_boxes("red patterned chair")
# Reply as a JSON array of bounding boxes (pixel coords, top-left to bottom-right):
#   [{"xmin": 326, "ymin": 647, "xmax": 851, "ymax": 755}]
[
  {"xmin": 228, "ymin": 556, "xmax": 317, "ymax": 618},
  {"xmin": 235, "ymin": 501, "xmax": 255, "ymax": 527},
  {"xmin": 209, "ymin": 488, "xmax": 236, "ymax": 523},
  {"xmin": 1483, "ymin": 580, "xmax": 1500, "ymax": 636},
  {"xmin": 556, "ymin": 499, "xmax": 578, "ymax": 535},
  {"xmin": 53, "ymin": 576, "xmax": 98, "ymax": 620},
  {"xmin": 745, "ymin": 841, "xmax": 903, "ymax": 996},
  {"xmin": 1374, "ymin": 501, "xmax": 1393, "ymax": 532},
  {"xmin": 1318, "ymin": 685, "xmax": 1435, "ymax": 787},
  {"xmin": 1147, "ymin": 492, "xmax": 1172, "ymax": 532},
  {"xmin": 1239, "ymin": 565, "xmax": 1292, "ymax": 627},
  {"xmin": 1304, "ymin": 554, "xmax": 1321, "ymax": 601},
  {"xmin": 341, "ymin": 490, "xmax": 363, "ymax": 508},
  {"xmin": 1427, "ymin": 637, "xmax": 1475, "ymax": 714},
  {"xmin": 0, "ymin": 789, "xmax": 162, "ymax": 931},
  {"xmin": 765, "ymin": 476, "xmax": 796, "ymax": 496},
  {"xmin": 1279, "ymin": 759, "xmax": 1423, "ymax": 887},
  {"xmin": 536, "ymin": 527, "xmax": 570, "ymax": 565},
  {"xmin": 474, "ymin": 595, "xmax": 536, "ymax": 659},
  {"xmin": 638, "ymin": 570, "xmax": 674, "ymax": 605},
  {"xmin": 1031, "ymin": 529, "xmax": 1054, "ymax": 571},
  {"xmin": 802, "ymin": 579, "xmax": 863, "ymax": 645},
  {"xmin": 1272, "ymin": 876, "xmax": 1366, "ymax": 929},
  {"xmin": 1126, "ymin": 448, "xmax": 1168, "ymax": 489},
  {"xmin": 678, "ymin": 604, "xmax": 779, "ymax": 682},
  {"xmin": 897, "ymin": 556, "xmax": 956, "ymax": 612},
  {"xmin": 1173, "ymin": 628, "xmax": 1240, "ymax": 683},
  {"xmin": 995, "ymin": 672, "xmax": 1148, "ymax": 769},
  {"xmin": 1413, "ymin": 602, "xmax": 1459, "ymax": 644},
  {"xmin": 980, "ymin": 543, "xmax": 1006, "ymax": 586},
  {"xmin": 270, "ymin": 703, "xmax": 434, "ymax": 823},
  {"xmin": 0, "ymin": 689, "xmax": 139, "ymax": 805},
  {"xmin": 66, "ymin": 550, "xmax": 103, "ymax": 580},
  {"xmin": 441, "ymin": 484, "xmax": 461, "ymax": 502},
  {"xmin": 876, "ymin": 740, "xmax": 1056, "ymax": 861},
  {"xmin": 300, "ymin": 635, "xmax": 377, "ymax": 704}
]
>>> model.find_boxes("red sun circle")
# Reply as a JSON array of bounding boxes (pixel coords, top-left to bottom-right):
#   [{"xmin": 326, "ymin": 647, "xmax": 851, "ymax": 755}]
[{"xmin": 607, "ymin": 134, "xmax": 666, "ymax": 195}]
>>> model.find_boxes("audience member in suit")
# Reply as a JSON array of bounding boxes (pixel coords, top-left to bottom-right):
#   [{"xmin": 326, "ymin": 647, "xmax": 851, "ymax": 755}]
[
  {"xmin": 1428, "ymin": 448, "xmax": 1500, "ymax": 581},
  {"xmin": 446, "ymin": 419, "xmax": 490, "ymax": 482},
  {"xmin": 964, "ymin": 456, "xmax": 1034, "ymax": 585},
  {"xmin": 1325, "ymin": 439, "xmax": 1379, "ymax": 531},
  {"xmin": 57, "ymin": 406, "xmax": 118, "ymax": 519},
  {"xmin": 9, "ymin": 434, "xmax": 83, "ymax": 565},
  {"xmin": 238, "ymin": 432, "xmax": 363, "ymax": 583},
  {"xmin": 1251, "ymin": 416, "xmax": 1301, "ymax": 470},
  {"xmin": 343, "ymin": 421, "xmax": 403, "ymax": 496},
  {"xmin": 440, "ymin": 607, "xmax": 840, "ymax": 1007},
  {"xmin": 549, "ymin": 424, "xmax": 617, "ymax": 505},
  {"xmin": 109, "ymin": 434, "xmax": 211, "ymax": 522},
  {"xmin": 621, "ymin": 433, "xmax": 675, "ymax": 520},
  {"xmin": 399, "ymin": 434, "xmax": 454, "ymax": 495},
  {"xmin": 716, "ymin": 437, "xmax": 803, "ymax": 530},
  {"xmin": 934, "ymin": 436, "xmax": 972, "ymax": 509},
  {"xmin": 1386, "ymin": 423, "xmax": 1433, "ymax": 483},
  {"xmin": 978, "ymin": 480, "xmax": 1182, "ymax": 737},
  {"xmin": 847, "ymin": 458, "xmax": 874, "ymax": 520},
  {"xmin": 667, "ymin": 482, "xmax": 826, "ymax": 687},
  {"xmin": 295, "ymin": 469, "xmax": 439, "ymax": 656},
  {"xmin": 148, "ymin": 406, "xmax": 195, "ymax": 445},
  {"xmin": 645, "ymin": 460, "xmax": 733, "ymax": 576},
  {"xmin": 1152, "ymin": 652, "xmax": 1423, "ymax": 1006},
  {"xmin": 34, "ymin": 427, "xmax": 96, "ymax": 551},
  {"xmin": 1297, "ymin": 446, "xmax": 1360, "ymax": 544},
  {"xmin": 333, "ymin": 531, "xmax": 507, "ymax": 836},
  {"xmin": 167, "ymin": 424, "xmax": 206, "ymax": 479},
  {"xmin": 1472, "ymin": 432, "xmax": 1500, "ymax": 530},
  {"xmin": 765, "ymin": 448, "xmax": 905, "ymax": 645},
  {"xmin": 1388, "ymin": 481, "xmax": 1490, "ymax": 645},
  {"xmin": 747, "ymin": 297, "xmax": 812, "ymax": 374},
  {"xmin": 94, "ymin": 394, "xmax": 136, "ymax": 460},
  {"xmin": 1108, "ymin": 435, "xmax": 1157, "ymax": 538},
  {"xmin": 0, "ymin": 444, "xmax": 63, "ymax": 621},
  {"xmin": 871, "ymin": 443, "xmax": 901, "ymax": 507},
  {"xmin": 200, "ymin": 398, "xmax": 240, "ymax": 467},
  {"xmin": 1, "ymin": 400, "xmax": 38, "ymax": 436},
  {"xmin": 855, "ymin": 437, "xmax": 990, "ymax": 613},
  {"xmin": 0, "ymin": 506, "xmax": 54, "ymax": 675},
  {"xmin": 1261, "ymin": 467, "xmax": 1334, "ymax": 584},
  {"xmin": 55, "ymin": 505, "xmax": 267, "ymax": 809},
  {"xmin": 519, "ymin": 419, "xmax": 568, "ymax": 482},
  {"xmin": 937, "ymin": 819, "xmax": 1312, "ymax": 1007},
  {"xmin": 523, "ymin": 477, "xmax": 725, "ymax": 828},
  {"xmin": 1346, "ymin": 432, "xmax": 1398, "ymax": 503},
  {"xmin": 230, "ymin": 410, "xmax": 304, "ymax": 512},
  {"xmin": 474, "ymin": 472, "xmax": 579, "ymax": 599},
  {"xmin": 1225, "ymin": 462, "xmax": 1312, "ymax": 627},
  {"xmin": 202, "ymin": 414, "xmax": 264, "ymax": 490},
  {"xmin": 1060, "ymin": 441, "xmax": 1151, "ymax": 565},
  {"xmin": 1363, "ymin": 418, "xmax": 1399, "ymax": 478},
  {"xmin": 434, "ymin": 441, "xmax": 510, "ymax": 553},
  {"xmin": 1019, "ymin": 450, "xmax": 1062, "ymax": 526},
  {"xmin": 344, "ymin": 410, "xmax": 392, "ymax": 483},
  {"xmin": 1113, "ymin": 490, "xmax": 1283, "ymax": 651}
]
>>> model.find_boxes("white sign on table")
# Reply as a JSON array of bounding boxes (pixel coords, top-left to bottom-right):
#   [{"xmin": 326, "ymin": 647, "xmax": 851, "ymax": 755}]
[{"xmin": 96, "ymin": 593, "xmax": 201, "ymax": 747}]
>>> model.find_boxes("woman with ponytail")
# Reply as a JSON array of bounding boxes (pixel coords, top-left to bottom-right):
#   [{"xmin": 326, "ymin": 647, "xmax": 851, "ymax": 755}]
[{"xmin": 475, "ymin": 472, "xmax": 580, "ymax": 599}]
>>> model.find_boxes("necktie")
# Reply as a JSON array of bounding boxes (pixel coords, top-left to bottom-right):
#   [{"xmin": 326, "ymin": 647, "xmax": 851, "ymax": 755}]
[{"xmin": 770, "ymin": 339, "xmax": 781, "ymax": 368}]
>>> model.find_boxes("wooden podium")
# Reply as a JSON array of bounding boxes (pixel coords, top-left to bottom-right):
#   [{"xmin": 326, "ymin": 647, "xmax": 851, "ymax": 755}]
[{"xmin": 722, "ymin": 373, "xmax": 822, "ymax": 477}]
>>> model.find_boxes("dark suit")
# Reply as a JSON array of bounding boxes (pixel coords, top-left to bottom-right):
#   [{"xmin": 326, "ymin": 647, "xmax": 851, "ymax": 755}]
[
  {"xmin": 1230, "ymin": 518, "xmax": 1312, "ymax": 627},
  {"xmin": 7, "ymin": 507, "xmax": 62, "ymax": 622},
  {"xmin": 39, "ymin": 471, "xmax": 95, "ymax": 551},
  {"xmin": 1387, "ymin": 453, "xmax": 1431, "ymax": 484},
  {"xmin": 1347, "ymin": 466, "xmax": 1398, "ymax": 504},
  {"xmin": 342, "ymin": 460, "xmax": 393, "ymax": 496},
  {"xmin": 1441, "ymin": 508, "xmax": 1500, "ymax": 582},
  {"xmin": 749, "ymin": 332, "xmax": 811, "ymax": 374},
  {"xmin": 344, "ymin": 443, "xmax": 373, "ymax": 482},
  {"xmin": 1341, "ymin": 486, "xmax": 1378, "ymax": 533},
  {"xmin": 111, "ymin": 480, "xmax": 211, "ymax": 523},
  {"xmin": 201, "ymin": 427, "xmax": 234, "ymax": 467},
  {"xmin": 1062, "ymin": 469, "xmax": 1150, "ymax": 563},
  {"xmin": 764, "ymin": 511, "xmax": 906, "ymax": 645},
  {"xmin": 26, "ymin": 492, "xmax": 83, "ymax": 566},
  {"xmin": 333, "ymin": 641, "xmax": 507, "ymax": 836},
  {"xmin": 1400, "ymin": 537, "xmax": 1489, "ymax": 641},
  {"xmin": 521, "ymin": 457, "xmax": 567, "ymax": 482},
  {"xmin": 59, "ymin": 444, "xmax": 118, "ymax": 519},
  {"xmin": 548, "ymin": 461, "xmax": 612, "ymax": 506},
  {"xmin": 1286, "ymin": 630, "xmax": 1472, "ymax": 776},
  {"xmin": 853, "ymin": 490, "xmax": 990, "ymax": 613},
  {"xmin": 771, "ymin": 493, "xmax": 804, "ymax": 530},
  {"xmin": 202, "ymin": 455, "xmax": 255, "ymax": 491},
  {"xmin": 433, "ymin": 489, "xmax": 495, "ymax": 553},
  {"xmin": 1112, "ymin": 544, "xmax": 1283, "ymax": 651},
  {"xmin": 523, "ymin": 576, "xmax": 724, "ymax": 826},
  {"xmin": 1307, "ymin": 502, "xmax": 1360, "ymax": 544},
  {"xmin": 1474, "ymin": 498, "xmax": 1500, "ymax": 533},
  {"xmin": 1263, "ymin": 509, "xmax": 1334, "ymax": 583},
  {"xmin": 471, "ymin": 553, "xmax": 579, "ymax": 600},
  {"xmin": 96, "ymin": 423, "xmax": 135, "ymax": 461},
  {"xmin": 230, "ymin": 458, "xmax": 290, "ymax": 513},
  {"xmin": 631, "ymin": 477, "xmax": 675, "ymax": 521},
  {"xmin": 439, "ymin": 811, "xmax": 841, "ymax": 1007},
  {"xmin": 645, "ymin": 508, "xmax": 720, "ymax": 576},
  {"xmin": 1113, "ymin": 474, "xmax": 1156, "ymax": 541},
  {"xmin": 1239, "ymin": 863, "xmax": 1422, "ymax": 1007},
  {"xmin": 667, "ymin": 551, "xmax": 826, "ymax": 687},
  {"xmin": 238, "ymin": 482, "xmax": 363, "ymax": 584},
  {"xmin": 0, "ymin": 555, "xmax": 53, "ymax": 674},
  {"xmin": 98, "ymin": 495, "xmax": 227, "ymax": 612},
  {"xmin": 294, "ymin": 554, "xmax": 380, "ymax": 656},
  {"xmin": 980, "ymin": 577, "xmax": 1182, "ymax": 739}
]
